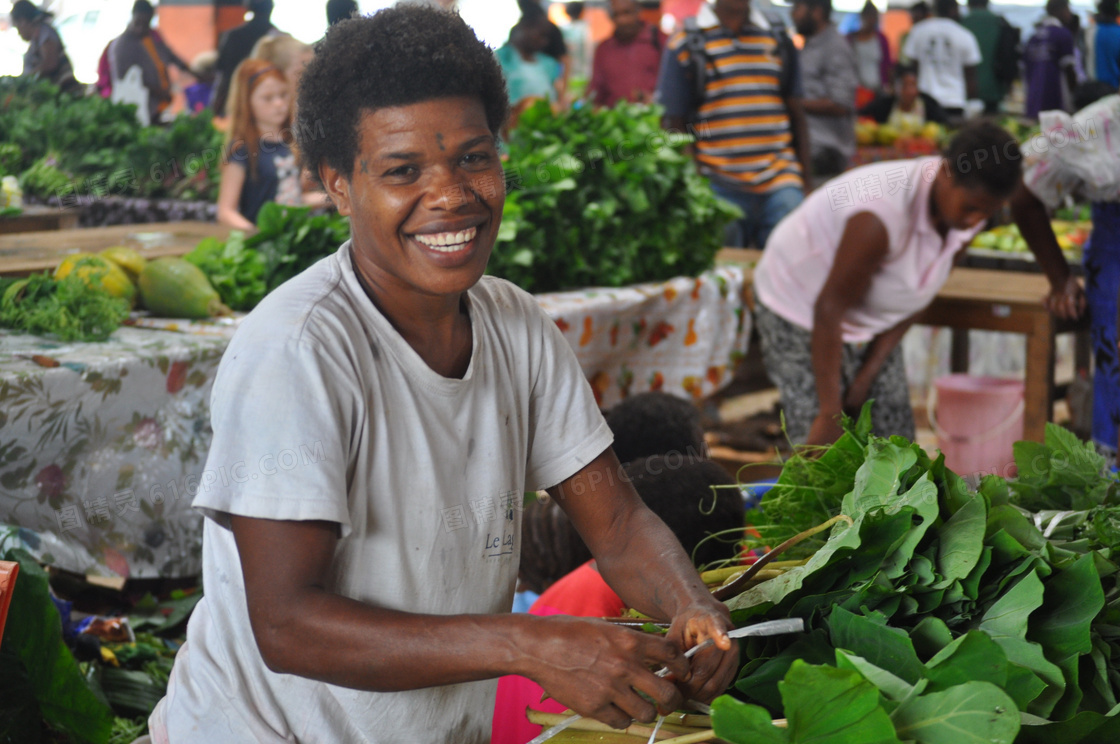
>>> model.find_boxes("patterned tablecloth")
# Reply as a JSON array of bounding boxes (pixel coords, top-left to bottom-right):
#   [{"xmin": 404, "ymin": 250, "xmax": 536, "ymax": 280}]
[{"xmin": 0, "ymin": 267, "xmax": 749, "ymax": 579}]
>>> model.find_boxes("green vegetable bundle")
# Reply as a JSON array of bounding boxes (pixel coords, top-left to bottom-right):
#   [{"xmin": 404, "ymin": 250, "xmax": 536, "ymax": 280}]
[
  {"xmin": 0, "ymin": 537, "xmax": 199, "ymax": 744},
  {"xmin": 184, "ymin": 203, "xmax": 350, "ymax": 311},
  {"xmin": 710, "ymin": 415, "xmax": 1120, "ymax": 743},
  {"xmin": 489, "ymin": 100, "xmax": 742, "ymax": 293},
  {"xmin": 0, "ymin": 273, "xmax": 129, "ymax": 341},
  {"xmin": 0, "ymin": 76, "xmax": 223, "ymax": 202},
  {"xmin": 184, "ymin": 232, "xmax": 268, "ymax": 311}
]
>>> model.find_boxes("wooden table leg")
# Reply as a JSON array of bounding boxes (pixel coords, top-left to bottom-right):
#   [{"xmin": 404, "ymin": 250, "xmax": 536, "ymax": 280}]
[
  {"xmin": 1074, "ymin": 329, "xmax": 1092, "ymax": 373},
  {"xmin": 1023, "ymin": 314, "xmax": 1057, "ymax": 442},
  {"xmin": 950, "ymin": 328, "xmax": 970, "ymax": 373}
]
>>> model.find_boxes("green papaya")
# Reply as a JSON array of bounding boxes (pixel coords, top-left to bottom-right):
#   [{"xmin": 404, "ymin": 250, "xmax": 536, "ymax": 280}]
[{"xmin": 139, "ymin": 257, "xmax": 231, "ymax": 319}]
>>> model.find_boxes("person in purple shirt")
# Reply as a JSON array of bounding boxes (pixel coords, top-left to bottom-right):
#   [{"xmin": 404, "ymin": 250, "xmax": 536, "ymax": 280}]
[
  {"xmin": 1024, "ymin": 0, "xmax": 1079, "ymax": 118},
  {"xmin": 588, "ymin": 0, "xmax": 666, "ymax": 106}
]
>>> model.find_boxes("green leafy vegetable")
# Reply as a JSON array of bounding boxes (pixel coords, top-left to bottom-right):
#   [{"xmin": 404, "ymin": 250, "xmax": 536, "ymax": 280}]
[
  {"xmin": 184, "ymin": 233, "xmax": 267, "ymax": 311},
  {"xmin": 714, "ymin": 422, "xmax": 1120, "ymax": 744},
  {"xmin": 890, "ymin": 681, "xmax": 1019, "ymax": 744},
  {"xmin": 715, "ymin": 661, "xmax": 903, "ymax": 744},
  {"xmin": 0, "ymin": 548, "xmax": 114, "ymax": 744},
  {"xmin": 0, "ymin": 272, "xmax": 129, "ymax": 341},
  {"xmin": 488, "ymin": 100, "xmax": 742, "ymax": 293}
]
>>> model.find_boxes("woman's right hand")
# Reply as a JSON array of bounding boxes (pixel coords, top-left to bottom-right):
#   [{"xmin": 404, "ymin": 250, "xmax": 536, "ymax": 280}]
[
  {"xmin": 1043, "ymin": 275, "xmax": 1086, "ymax": 321},
  {"xmin": 524, "ymin": 616, "xmax": 689, "ymax": 730},
  {"xmin": 805, "ymin": 412, "xmax": 844, "ymax": 448}
]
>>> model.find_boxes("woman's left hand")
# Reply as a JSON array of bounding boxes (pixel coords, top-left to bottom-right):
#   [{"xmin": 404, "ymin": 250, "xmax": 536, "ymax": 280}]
[
  {"xmin": 1044, "ymin": 276, "xmax": 1086, "ymax": 320},
  {"xmin": 666, "ymin": 605, "xmax": 739, "ymax": 704}
]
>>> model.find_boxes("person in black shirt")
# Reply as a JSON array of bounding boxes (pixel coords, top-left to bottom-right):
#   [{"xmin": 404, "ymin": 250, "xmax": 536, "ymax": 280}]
[{"xmin": 212, "ymin": 0, "xmax": 281, "ymax": 116}]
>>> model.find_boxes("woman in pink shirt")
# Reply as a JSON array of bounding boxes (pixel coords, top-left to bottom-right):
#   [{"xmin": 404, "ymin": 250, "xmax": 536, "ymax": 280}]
[{"xmin": 752, "ymin": 121, "xmax": 1083, "ymax": 446}]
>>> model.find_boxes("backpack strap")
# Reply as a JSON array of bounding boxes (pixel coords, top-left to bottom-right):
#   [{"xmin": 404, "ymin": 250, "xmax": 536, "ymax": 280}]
[
  {"xmin": 761, "ymin": 11, "xmax": 797, "ymax": 100},
  {"xmin": 682, "ymin": 17, "xmax": 713, "ymax": 121}
]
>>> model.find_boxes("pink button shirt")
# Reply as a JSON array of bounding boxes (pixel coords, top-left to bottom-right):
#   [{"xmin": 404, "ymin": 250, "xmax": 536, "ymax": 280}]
[{"xmin": 753, "ymin": 157, "xmax": 984, "ymax": 343}]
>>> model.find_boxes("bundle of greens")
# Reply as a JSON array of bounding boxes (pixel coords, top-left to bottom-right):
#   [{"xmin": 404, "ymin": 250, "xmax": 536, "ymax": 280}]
[
  {"xmin": 0, "ymin": 77, "xmax": 224, "ymax": 202},
  {"xmin": 708, "ymin": 420, "xmax": 1120, "ymax": 743},
  {"xmin": 0, "ymin": 143, "xmax": 21, "ymax": 178},
  {"xmin": 184, "ymin": 203, "xmax": 350, "ymax": 311},
  {"xmin": 184, "ymin": 232, "xmax": 268, "ymax": 311},
  {"xmin": 488, "ymin": 100, "xmax": 742, "ymax": 293},
  {"xmin": 0, "ymin": 541, "xmax": 199, "ymax": 744},
  {"xmin": 250, "ymin": 202, "xmax": 351, "ymax": 289},
  {"xmin": 0, "ymin": 273, "xmax": 129, "ymax": 342}
]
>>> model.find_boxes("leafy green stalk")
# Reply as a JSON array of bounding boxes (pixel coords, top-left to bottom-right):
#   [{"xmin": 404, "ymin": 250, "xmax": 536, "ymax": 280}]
[{"xmin": 0, "ymin": 272, "xmax": 129, "ymax": 341}]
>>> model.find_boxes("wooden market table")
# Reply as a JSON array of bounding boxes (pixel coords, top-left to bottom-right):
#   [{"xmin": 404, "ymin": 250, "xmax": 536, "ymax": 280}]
[
  {"xmin": 0, "ymin": 205, "xmax": 80, "ymax": 235},
  {"xmin": 716, "ymin": 248, "xmax": 1090, "ymax": 442},
  {"xmin": 0, "ymin": 221, "xmax": 231, "ymax": 277}
]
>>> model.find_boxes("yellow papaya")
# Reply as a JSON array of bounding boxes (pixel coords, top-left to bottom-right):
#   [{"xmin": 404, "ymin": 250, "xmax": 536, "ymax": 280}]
[
  {"xmin": 55, "ymin": 254, "xmax": 136, "ymax": 306},
  {"xmin": 139, "ymin": 257, "xmax": 230, "ymax": 319},
  {"xmin": 99, "ymin": 246, "xmax": 148, "ymax": 283}
]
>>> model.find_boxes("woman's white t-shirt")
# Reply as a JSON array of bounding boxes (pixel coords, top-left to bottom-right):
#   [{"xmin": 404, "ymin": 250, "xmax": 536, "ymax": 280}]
[
  {"xmin": 152, "ymin": 243, "xmax": 613, "ymax": 743},
  {"xmin": 754, "ymin": 157, "xmax": 985, "ymax": 343}
]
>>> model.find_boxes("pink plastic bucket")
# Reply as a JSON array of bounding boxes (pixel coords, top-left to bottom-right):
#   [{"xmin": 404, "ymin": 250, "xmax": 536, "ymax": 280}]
[{"xmin": 929, "ymin": 375, "xmax": 1024, "ymax": 479}]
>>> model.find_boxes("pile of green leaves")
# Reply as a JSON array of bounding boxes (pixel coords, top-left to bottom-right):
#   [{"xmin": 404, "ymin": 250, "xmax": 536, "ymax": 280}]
[
  {"xmin": 0, "ymin": 143, "xmax": 22, "ymax": 177},
  {"xmin": 184, "ymin": 203, "xmax": 350, "ymax": 311},
  {"xmin": 132, "ymin": 111, "xmax": 224, "ymax": 200},
  {"xmin": 20, "ymin": 155, "xmax": 73, "ymax": 200},
  {"xmin": 488, "ymin": 100, "xmax": 742, "ymax": 293},
  {"xmin": 712, "ymin": 422, "xmax": 1120, "ymax": 743},
  {"xmin": 0, "ymin": 273, "xmax": 130, "ymax": 342},
  {"xmin": 1, "ymin": 548, "xmax": 114, "ymax": 744},
  {"xmin": 0, "ymin": 77, "xmax": 223, "ymax": 201},
  {"xmin": 185, "ymin": 231, "xmax": 268, "ymax": 311},
  {"xmin": 0, "ymin": 544, "xmax": 200, "ymax": 744}
]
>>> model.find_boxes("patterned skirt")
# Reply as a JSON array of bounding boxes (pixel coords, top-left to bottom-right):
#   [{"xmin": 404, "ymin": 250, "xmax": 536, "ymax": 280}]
[{"xmin": 754, "ymin": 300, "xmax": 915, "ymax": 444}]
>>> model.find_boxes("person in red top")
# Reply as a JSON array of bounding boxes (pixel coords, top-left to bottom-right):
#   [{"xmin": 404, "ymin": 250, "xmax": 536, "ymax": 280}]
[
  {"xmin": 588, "ymin": 0, "xmax": 666, "ymax": 106},
  {"xmin": 492, "ymin": 455, "xmax": 745, "ymax": 744}
]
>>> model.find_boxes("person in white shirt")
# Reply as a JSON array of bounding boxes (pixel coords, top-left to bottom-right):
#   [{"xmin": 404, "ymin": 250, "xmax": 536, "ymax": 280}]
[
  {"xmin": 901, "ymin": 0, "xmax": 982, "ymax": 117},
  {"xmin": 148, "ymin": 6, "xmax": 738, "ymax": 744}
]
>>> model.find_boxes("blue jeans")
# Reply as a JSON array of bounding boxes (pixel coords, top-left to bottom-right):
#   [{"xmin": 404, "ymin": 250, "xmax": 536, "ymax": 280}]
[{"xmin": 710, "ymin": 183, "xmax": 804, "ymax": 249}]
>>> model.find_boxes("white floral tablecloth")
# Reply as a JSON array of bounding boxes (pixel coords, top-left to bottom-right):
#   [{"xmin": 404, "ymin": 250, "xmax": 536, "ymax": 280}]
[{"xmin": 0, "ymin": 268, "xmax": 749, "ymax": 579}]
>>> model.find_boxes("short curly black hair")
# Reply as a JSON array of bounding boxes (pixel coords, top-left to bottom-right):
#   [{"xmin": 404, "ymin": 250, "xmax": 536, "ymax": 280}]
[
  {"xmin": 604, "ymin": 392, "xmax": 707, "ymax": 466},
  {"xmin": 944, "ymin": 120, "xmax": 1022, "ymax": 199},
  {"xmin": 296, "ymin": 4, "xmax": 509, "ymax": 181}
]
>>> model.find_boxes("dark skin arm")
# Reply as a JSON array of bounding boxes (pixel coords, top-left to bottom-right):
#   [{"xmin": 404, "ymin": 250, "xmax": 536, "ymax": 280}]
[
  {"xmin": 662, "ymin": 115, "xmax": 698, "ymax": 158},
  {"xmin": 231, "ymin": 448, "xmax": 736, "ymax": 730},
  {"xmin": 806, "ymin": 212, "xmax": 890, "ymax": 446},
  {"xmin": 964, "ymin": 65, "xmax": 979, "ymax": 102},
  {"xmin": 842, "ymin": 310, "xmax": 923, "ymax": 418},
  {"xmin": 551, "ymin": 449, "xmax": 738, "ymax": 705},
  {"xmin": 34, "ymin": 33, "xmax": 62, "ymax": 77},
  {"xmin": 1062, "ymin": 63, "xmax": 1078, "ymax": 103},
  {"xmin": 800, "ymin": 99, "xmax": 850, "ymax": 117},
  {"xmin": 1009, "ymin": 180, "xmax": 1085, "ymax": 320},
  {"xmin": 785, "ymin": 97, "xmax": 814, "ymax": 193}
]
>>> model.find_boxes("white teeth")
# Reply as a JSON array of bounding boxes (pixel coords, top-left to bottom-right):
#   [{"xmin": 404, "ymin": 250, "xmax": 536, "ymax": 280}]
[{"xmin": 414, "ymin": 227, "xmax": 477, "ymax": 251}]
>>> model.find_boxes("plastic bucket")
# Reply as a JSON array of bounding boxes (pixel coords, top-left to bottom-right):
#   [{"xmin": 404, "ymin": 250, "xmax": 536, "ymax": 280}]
[{"xmin": 929, "ymin": 375, "xmax": 1024, "ymax": 478}]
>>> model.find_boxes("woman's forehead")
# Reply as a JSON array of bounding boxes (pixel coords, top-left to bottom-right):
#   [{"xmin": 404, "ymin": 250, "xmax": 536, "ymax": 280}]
[{"xmin": 357, "ymin": 98, "xmax": 491, "ymax": 147}]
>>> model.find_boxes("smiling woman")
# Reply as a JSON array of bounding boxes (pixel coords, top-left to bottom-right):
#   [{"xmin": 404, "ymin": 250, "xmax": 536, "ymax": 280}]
[{"xmin": 149, "ymin": 5, "xmax": 741, "ymax": 743}]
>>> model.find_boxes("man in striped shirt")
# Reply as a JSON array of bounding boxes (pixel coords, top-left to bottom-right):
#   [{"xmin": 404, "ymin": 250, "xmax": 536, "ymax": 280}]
[{"xmin": 657, "ymin": 0, "xmax": 812, "ymax": 248}]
